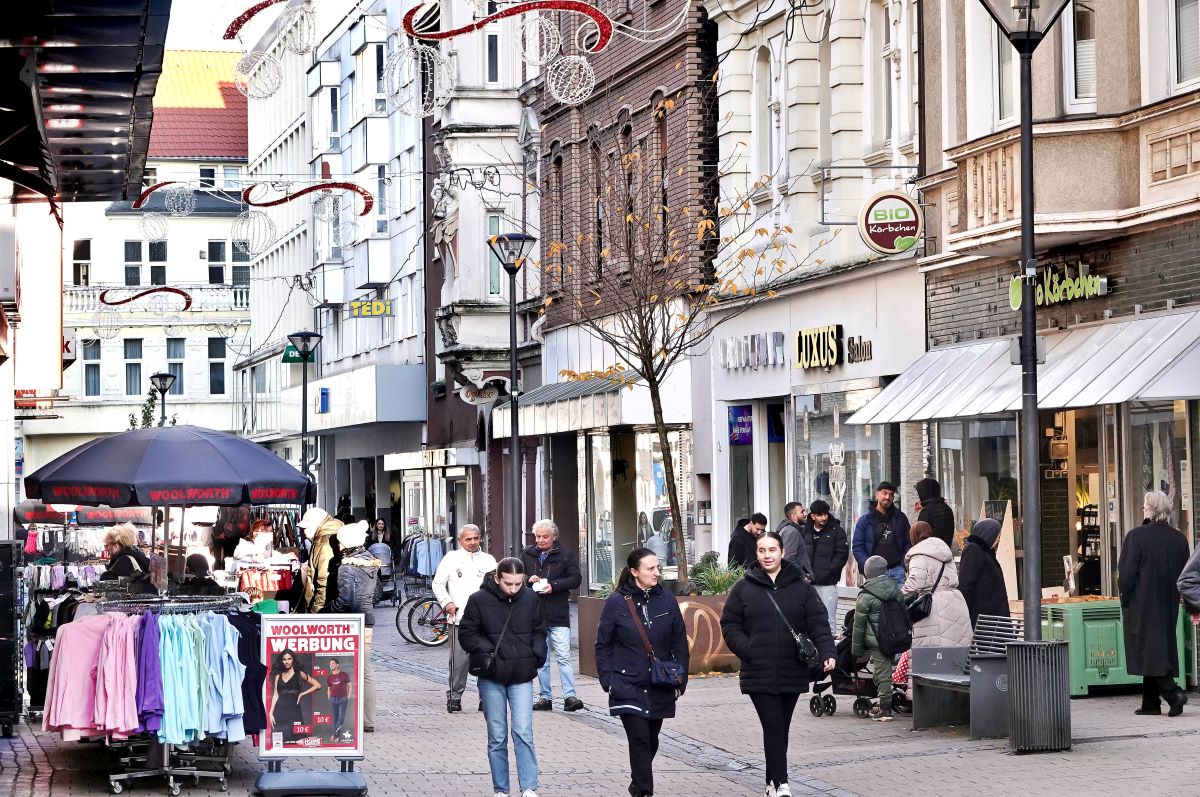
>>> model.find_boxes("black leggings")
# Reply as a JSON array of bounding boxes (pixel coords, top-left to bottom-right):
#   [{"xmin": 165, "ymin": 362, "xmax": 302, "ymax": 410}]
[
  {"xmin": 750, "ymin": 692, "xmax": 799, "ymax": 786},
  {"xmin": 620, "ymin": 714, "xmax": 664, "ymax": 796}
]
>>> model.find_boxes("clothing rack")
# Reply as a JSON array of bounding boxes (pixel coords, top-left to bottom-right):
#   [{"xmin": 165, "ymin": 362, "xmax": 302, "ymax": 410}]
[{"xmin": 97, "ymin": 594, "xmax": 243, "ymax": 615}]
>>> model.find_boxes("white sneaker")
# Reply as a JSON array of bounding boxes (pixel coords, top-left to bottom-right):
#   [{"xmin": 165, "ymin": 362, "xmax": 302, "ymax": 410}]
[
  {"xmin": 521, "ymin": 791, "xmax": 540, "ymax": 797},
  {"xmin": 492, "ymin": 793, "xmax": 508, "ymax": 797},
  {"xmin": 776, "ymin": 785, "xmax": 793, "ymax": 797},
  {"xmin": 765, "ymin": 786, "xmax": 776, "ymax": 797}
]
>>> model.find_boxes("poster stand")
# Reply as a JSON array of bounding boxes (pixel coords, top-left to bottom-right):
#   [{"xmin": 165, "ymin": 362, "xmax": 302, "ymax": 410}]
[{"xmin": 255, "ymin": 614, "xmax": 368, "ymax": 797}]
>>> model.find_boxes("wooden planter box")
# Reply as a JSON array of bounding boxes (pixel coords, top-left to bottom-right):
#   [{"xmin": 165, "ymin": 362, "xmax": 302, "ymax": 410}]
[{"xmin": 577, "ymin": 593, "xmax": 739, "ymax": 677}]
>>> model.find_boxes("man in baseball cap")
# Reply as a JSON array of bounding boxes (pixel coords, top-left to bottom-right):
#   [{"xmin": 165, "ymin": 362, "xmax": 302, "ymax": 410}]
[{"xmin": 851, "ymin": 480, "xmax": 911, "ymax": 587}]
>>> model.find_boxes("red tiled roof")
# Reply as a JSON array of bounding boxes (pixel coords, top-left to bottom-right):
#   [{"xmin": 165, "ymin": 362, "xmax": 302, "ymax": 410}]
[{"xmin": 148, "ymin": 50, "xmax": 247, "ymax": 160}]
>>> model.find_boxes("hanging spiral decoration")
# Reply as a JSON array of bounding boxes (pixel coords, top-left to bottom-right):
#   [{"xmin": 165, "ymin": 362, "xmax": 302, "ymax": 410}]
[
  {"xmin": 279, "ymin": 4, "xmax": 317, "ymax": 54},
  {"xmin": 546, "ymin": 55, "xmax": 595, "ymax": 105},
  {"xmin": 312, "ymin": 190, "xmax": 337, "ymax": 222},
  {"xmin": 91, "ymin": 309, "xmax": 120, "ymax": 341},
  {"xmin": 521, "ymin": 16, "xmax": 561, "ymax": 66},
  {"xmin": 384, "ymin": 43, "xmax": 453, "ymax": 117},
  {"xmin": 140, "ymin": 212, "xmax": 169, "ymax": 243},
  {"xmin": 234, "ymin": 50, "xmax": 284, "ymax": 100},
  {"xmin": 163, "ymin": 184, "xmax": 196, "ymax": 217},
  {"xmin": 232, "ymin": 210, "xmax": 277, "ymax": 257}
]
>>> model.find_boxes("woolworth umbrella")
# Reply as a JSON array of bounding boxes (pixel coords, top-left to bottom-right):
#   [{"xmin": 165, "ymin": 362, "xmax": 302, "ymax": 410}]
[{"xmin": 24, "ymin": 424, "xmax": 312, "ymax": 507}]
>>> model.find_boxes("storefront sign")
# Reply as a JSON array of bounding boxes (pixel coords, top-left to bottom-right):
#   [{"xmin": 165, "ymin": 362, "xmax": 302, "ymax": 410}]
[
  {"xmin": 385, "ymin": 447, "xmax": 465, "ymax": 470},
  {"xmin": 1008, "ymin": 263, "xmax": 1109, "ymax": 310},
  {"xmin": 62, "ymin": 329, "xmax": 76, "ymax": 369},
  {"xmin": 349, "ymin": 299, "xmax": 394, "ymax": 318},
  {"xmin": 728, "ymin": 405, "xmax": 753, "ymax": 445},
  {"xmin": 847, "ymin": 335, "xmax": 873, "ymax": 363},
  {"xmin": 720, "ymin": 332, "xmax": 786, "ymax": 369},
  {"xmin": 459, "ymin": 385, "xmax": 499, "ymax": 405},
  {"xmin": 858, "ymin": 190, "xmax": 923, "ymax": 255},
  {"xmin": 795, "ymin": 325, "xmax": 844, "ymax": 370},
  {"xmin": 281, "ymin": 344, "xmax": 304, "ymax": 363},
  {"xmin": 261, "ymin": 615, "xmax": 365, "ymax": 758}
]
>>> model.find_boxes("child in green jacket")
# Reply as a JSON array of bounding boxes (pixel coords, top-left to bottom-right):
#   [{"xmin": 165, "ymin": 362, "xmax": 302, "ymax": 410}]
[{"xmin": 852, "ymin": 555, "xmax": 900, "ymax": 721}]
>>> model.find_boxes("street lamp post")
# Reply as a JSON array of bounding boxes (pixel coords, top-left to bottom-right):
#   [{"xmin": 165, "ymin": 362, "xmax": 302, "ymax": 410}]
[
  {"xmin": 149, "ymin": 372, "xmax": 176, "ymax": 427},
  {"xmin": 287, "ymin": 330, "xmax": 323, "ymax": 512},
  {"xmin": 977, "ymin": 0, "xmax": 1071, "ymax": 639},
  {"xmin": 487, "ymin": 232, "xmax": 538, "ymax": 557}
]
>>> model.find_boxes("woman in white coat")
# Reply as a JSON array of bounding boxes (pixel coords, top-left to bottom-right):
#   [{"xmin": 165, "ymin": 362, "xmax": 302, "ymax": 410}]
[{"xmin": 902, "ymin": 521, "xmax": 973, "ymax": 648}]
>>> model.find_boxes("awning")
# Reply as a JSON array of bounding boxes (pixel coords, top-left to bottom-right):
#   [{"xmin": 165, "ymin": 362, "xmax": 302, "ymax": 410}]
[
  {"xmin": 849, "ymin": 309, "xmax": 1200, "ymax": 424},
  {"xmin": 492, "ymin": 375, "xmax": 691, "ymax": 437}
]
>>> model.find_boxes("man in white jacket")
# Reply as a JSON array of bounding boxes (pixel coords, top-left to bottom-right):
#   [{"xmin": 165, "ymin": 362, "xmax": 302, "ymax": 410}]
[{"xmin": 432, "ymin": 524, "xmax": 497, "ymax": 713}]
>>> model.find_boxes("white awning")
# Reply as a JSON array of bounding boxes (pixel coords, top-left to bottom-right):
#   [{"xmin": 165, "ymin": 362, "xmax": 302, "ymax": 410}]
[{"xmin": 849, "ymin": 310, "xmax": 1200, "ymax": 424}]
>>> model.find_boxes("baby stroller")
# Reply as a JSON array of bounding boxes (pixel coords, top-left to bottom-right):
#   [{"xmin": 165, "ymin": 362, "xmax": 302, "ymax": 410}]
[
  {"xmin": 809, "ymin": 609, "xmax": 878, "ymax": 718},
  {"xmin": 369, "ymin": 541, "xmax": 398, "ymax": 606}
]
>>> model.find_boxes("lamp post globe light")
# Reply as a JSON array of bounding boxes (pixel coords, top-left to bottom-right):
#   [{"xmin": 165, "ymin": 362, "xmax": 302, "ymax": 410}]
[
  {"xmin": 486, "ymin": 231, "xmax": 538, "ymax": 557},
  {"xmin": 977, "ymin": 0, "xmax": 1070, "ymax": 641},
  {"xmin": 287, "ymin": 330, "xmax": 323, "ymax": 512},
  {"xmin": 149, "ymin": 372, "xmax": 176, "ymax": 427}
]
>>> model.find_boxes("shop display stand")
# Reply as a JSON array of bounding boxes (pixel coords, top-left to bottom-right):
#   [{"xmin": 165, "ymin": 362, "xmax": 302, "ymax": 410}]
[
  {"xmin": 1, "ymin": 541, "xmax": 21, "ymax": 737},
  {"xmin": 254, "ymin": 758, "xmax": 367, "ymax": 797}
]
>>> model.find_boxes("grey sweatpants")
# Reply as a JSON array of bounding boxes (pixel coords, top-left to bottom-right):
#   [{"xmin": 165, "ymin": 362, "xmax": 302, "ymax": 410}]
[{"xmin": 448, "ymin": 623, "xmax": 470, "ymax": 700}]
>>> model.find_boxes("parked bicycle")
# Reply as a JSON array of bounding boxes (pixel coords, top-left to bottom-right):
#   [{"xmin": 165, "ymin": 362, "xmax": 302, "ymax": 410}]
[{"xmin": 407, "ymin": 596, "xmax": 450, "ymax": 647}]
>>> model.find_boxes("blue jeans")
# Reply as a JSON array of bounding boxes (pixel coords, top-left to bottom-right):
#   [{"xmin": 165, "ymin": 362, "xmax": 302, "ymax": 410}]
[
  {"xmin": 887, "ymin": 564, "xmax": 905, "ymax": 589},
  {"xmin": 478, "ymin": 678, "xmax": 538, "ymax": 794},
  {"xmin": 329, "ymin": 696, "xmax": 348, "ymax": 734},
  {"xmin": 537, "ymin": 625, "xmax": 576, "ymax": 700}
]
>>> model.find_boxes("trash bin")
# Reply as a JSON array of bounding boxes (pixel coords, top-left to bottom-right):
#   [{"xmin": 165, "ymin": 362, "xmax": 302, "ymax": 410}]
[{"xmin": 1007, "ymin": 640, "xmax": 1071, "ymax": 752}]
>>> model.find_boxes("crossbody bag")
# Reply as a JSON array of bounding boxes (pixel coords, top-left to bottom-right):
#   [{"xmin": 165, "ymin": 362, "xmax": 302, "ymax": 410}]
[
  {"xmin": 624, "ymin": 596, "xmax": 686, "ymax": 689},
  {"xmin": 468, "ymin": 605, "xmax": 513, "ymax": 678},
  {"xmin": 764, "ymin": 589, "xmax": 819, "ymax": 663}
]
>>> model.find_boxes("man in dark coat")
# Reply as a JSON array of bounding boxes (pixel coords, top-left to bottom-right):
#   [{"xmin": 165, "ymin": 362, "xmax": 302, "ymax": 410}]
[
  {"xmin": 1119, "ymin": 491, "xmax": 1191, "ymax": 716},
  {"xmin": 802, "ymin": 500, "xmax": 849, "ymax": 637},
  {"xmin": 775, "ymin": 503, "xmax": 814, "ymax": 579},
  {"xmin": 851, "ymin": 482, "xmax": 911, "ymax": 586},
  {"xmin": 957, "ymin": 518, "xmax": 1009, "ymax": 628},
  {"xmin": 728, "ymin": 513, "xmax": 767, "ymax": 569},
  {"xmin": 915, "ymin": 477, "xmax": 956, "ymax": 549},
  {"xmin": 522, "ymin": 518, "xmax": 584, "ymax": 711}
]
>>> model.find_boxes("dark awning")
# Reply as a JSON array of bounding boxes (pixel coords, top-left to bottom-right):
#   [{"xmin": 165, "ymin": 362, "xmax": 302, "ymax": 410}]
[{"xmin": 0, "ymin": 0, "xmax": 171, "ymax": 203}]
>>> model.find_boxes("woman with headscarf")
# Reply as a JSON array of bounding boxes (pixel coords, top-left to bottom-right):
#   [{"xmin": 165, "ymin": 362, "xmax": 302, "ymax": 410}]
[
  {"xmin": 902, "ymin": 521, "xmax": 972, "ymax": 648},
  {"xmin": 957, "ymin": 518, "xmax": 1009, "ymax": 629}
]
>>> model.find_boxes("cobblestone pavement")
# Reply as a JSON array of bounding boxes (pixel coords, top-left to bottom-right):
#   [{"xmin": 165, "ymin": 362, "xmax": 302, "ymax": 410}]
[{"xmin": 4, "ymin": 604, "xmax": 1200, "ymax": 796}]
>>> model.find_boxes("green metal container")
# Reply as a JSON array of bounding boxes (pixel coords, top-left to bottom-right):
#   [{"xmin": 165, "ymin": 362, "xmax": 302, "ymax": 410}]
[{"xmin": 1040, "ymin": 599, "xmax": 1185, "ymax": 697}]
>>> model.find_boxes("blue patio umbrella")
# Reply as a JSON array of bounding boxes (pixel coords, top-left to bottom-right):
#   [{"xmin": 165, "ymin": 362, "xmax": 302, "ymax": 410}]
[{"xmin": 25, "ymin": 425, "xmax": 312, "ymax": 507}]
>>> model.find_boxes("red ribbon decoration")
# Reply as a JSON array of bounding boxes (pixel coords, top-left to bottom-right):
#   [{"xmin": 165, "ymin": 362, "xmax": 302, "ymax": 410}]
[
  {"xmin": 132, "ymin": 181, "xmax": 177, "ymax": 209},
  {"xmin": 99, "ymin": 287, "xmax": 193, "ymax": 312},
  {"xmin": 223, "ymin": 0, "xmax": 289, "ymax": 40},
  {"xmin": 242, "ymin": 182, "xmax": 376, "ymax": 216},
  {"xmin": 403, "ymin": 0, "xmax": 613, "ymax": 52}
]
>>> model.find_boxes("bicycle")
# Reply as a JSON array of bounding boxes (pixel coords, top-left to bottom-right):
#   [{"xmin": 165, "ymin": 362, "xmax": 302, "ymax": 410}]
[
  {"xmin": 394, "ymin": 593, "xmax": 430, "ymax": 644},
  {"xmin": 408, "ymin": 596, "xmax": 450, "ymax": 647}
]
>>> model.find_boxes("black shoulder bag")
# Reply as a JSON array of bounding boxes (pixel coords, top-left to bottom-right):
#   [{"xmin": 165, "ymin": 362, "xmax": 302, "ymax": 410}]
[
  {"xmin": 764, "ymin": 589, "xmax": 818, "ymax": 663},
  {"xmin": 905, "ymin": 558, "xmax": 947, "ymax": 623},
  {"xmin": 624, "ymin": 596, "xmax": 686, "ymax": 689},
  {"xmin": 469, "ymin": 605, "xmax": 513, "ymax": 678}
]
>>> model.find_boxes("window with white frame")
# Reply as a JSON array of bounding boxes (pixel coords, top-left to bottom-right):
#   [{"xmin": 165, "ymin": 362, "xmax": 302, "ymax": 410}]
[
  {"xmin": 487, "ymin": 0, "xmax": 500, "ymax": 83},
  {"xmin": 1175, "ymin": 0, "xmax": 1200, "ymax": 88},
  {"xmin": 996, "ymin": 26, "xmax": 1015, "ymax": 123},
  {"xmin": 166, "ymin": 337, "xmax": 185, "ymax": 395},
  {"xmin": 379, "ymin": 285, "xmax": 393, "ymax": 341},
  {"xmin": 376, "ymin": 165, "xmax": 389, "ymax": 233},
  {"xmin": 124, "ymin": 241, "xmax": 141, "ymax": 286},
  {"xmin": 208, "ymin": 241, "xmax": 227, "ymax": 284},
  {"xmin": 149, "ymin": 240, "xmax": 167, "ymax": 285},
  {"xmin": 753, "ymin": 47, "xmax": 773, "ymax": 179},
  {"xmin": 200, "ymin": 166, "xmax": 216, "ymax": 189},
  {"xmin": 402, "ymin": 149, "xmax": 418, "ymax": 211},
  {"xmin": 873, "ymin": 0, "xmax": 895, "ymax": 149},
  {"xmin": 83, "ymin": 339, "xmax": 100, "ymax": 397},
  {"xmin": 124, "ymin": 338, "xmax": 142, "ymax": 395},
  {"xmin": 208, "ymin": 338, "xmax": 226, "ymax": 395},
  {"xmin": 232, "ymin": 244, "xmax": 250, "ymax": 287},
  {"xmin": 328, "ymin": 86, "xmax": 341, "ymax": 147},
  {"xmin": 487, "ymin": 213, "xmax": 503, "ymax": 295},
  {"xmin": 222, "ymin": 166, "xmax": 241, "ymax": 190},
  {"xmin": 374, "ymin": 44, "xmax": 387, "ymax": 112},
  {"xmin": 1062, "ymin": 1, "xmax": 1096, "ymax": 112},
  {"xmin": 72, "ymin": 239, "xmax": 90, "ymax": 286},
  {"xmin": 399, "ymin": 276, "xmax": 412, "ymax": 337}
]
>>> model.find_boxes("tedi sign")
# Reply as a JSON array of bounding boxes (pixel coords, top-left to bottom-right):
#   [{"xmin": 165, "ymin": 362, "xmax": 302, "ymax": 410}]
[{"xmin": 1009, "ymin": 263, "xmax": 1108, "ymax": 310}]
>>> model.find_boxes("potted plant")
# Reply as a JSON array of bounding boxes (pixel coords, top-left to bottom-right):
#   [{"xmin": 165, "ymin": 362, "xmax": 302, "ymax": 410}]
[{"xmin": 578, "ymin": 553, "xmax": 742, "ymax": 677}]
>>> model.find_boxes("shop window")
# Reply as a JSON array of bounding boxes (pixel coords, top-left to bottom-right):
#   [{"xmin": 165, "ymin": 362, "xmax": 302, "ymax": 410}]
[
  {"xmin": 633, "ymin": 429, "xmax": 694, "ymax": 574},
  {"xmin": 1126, "ymin": 401, "xmax": 1188, "ymax": 529},
  {"xmin": 586, "ymin": 434, "xmax": 615, "ymax": 587},
  {"xmin": 728, "ymin": 404, "xmax": 755, "ymax": 530},
  {"xmin": 936, "ymin": 417, "xmax": 1020, "ymax": 544}
]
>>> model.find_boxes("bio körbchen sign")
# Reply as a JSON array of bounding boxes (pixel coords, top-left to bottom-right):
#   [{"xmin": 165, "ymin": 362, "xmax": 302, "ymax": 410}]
[
  {"xmin": 858, "ymin": 190, "xmax": 923, "ymax": 255},
  {"xmin": 1009, "ymin": 263, "xmax": 1108, "ymax": 310}
]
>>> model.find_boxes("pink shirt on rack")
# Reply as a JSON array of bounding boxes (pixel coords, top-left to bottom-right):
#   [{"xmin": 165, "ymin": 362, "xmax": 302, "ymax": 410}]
[{"xmin": 43, "ymin": 613, "xmax": 113, "ymax": 741}]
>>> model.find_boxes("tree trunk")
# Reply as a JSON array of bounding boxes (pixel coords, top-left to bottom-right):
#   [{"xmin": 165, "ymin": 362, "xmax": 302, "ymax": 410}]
[{"xmin": 647, "ymin": 377, "xmax": 688, "ymax": 591}]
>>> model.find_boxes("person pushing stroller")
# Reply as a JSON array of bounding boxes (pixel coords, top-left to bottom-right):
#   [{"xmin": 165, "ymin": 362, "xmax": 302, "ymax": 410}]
[{"xmin": 852, "ymin": 556, "xmax": 905, "ymax": 722}]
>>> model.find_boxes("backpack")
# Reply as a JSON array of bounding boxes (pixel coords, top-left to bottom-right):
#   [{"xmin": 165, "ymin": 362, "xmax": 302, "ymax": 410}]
[{"xmin": 867, "ymin": 586, "xmax": 913, "ymax": 656}]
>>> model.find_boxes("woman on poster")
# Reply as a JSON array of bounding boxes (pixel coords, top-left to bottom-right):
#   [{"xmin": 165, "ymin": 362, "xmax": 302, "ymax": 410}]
[{"xmin": 269, "ymin": 648, "xmax": 322, "ymax": 741}]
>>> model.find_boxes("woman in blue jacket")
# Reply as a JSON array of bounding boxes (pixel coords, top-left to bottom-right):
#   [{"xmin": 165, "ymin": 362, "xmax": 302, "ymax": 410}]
[{"xmin": 595, "ymin": 548, "xmax": 690, "ymax": 797}]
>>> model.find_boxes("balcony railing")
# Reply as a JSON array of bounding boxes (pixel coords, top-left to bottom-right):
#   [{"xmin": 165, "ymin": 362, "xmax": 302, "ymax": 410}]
[{"xmin": 65, "ymin": 283, "xmax": 250, "ymax": 314}]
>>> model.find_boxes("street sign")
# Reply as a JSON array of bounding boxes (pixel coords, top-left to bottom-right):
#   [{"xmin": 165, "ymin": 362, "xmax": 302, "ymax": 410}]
[
  {"xmin": 459, "ymin": 385, "xmax": 499, "ymax": 405},
  {"xmin": 282, "ymin": 344, "xmax": 304, "ymax": 363}
]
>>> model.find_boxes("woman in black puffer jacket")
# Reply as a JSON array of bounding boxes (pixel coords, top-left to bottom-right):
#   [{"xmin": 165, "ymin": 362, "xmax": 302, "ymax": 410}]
[
  {"xmin": 721, "ymin": 531, "xmax": 836, "ymax": 797},
  {"xmin": 459, "ymin": 557, "xmax": 547, "ymax": 797}
]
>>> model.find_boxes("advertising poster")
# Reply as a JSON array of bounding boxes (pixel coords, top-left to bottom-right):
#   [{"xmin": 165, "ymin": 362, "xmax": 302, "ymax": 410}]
[{"xmin": 260, "ymin": 615, "xmax": 364, "ymax": 758}]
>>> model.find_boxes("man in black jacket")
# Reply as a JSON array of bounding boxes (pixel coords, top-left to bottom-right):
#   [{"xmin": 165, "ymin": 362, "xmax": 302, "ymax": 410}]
[
  {"xmin": 915, "ymin": 478, "xmax": 956, "ymax": 549},
  {"xmin": 522, "ymin": 518, "xmax": 584, "ymax": 711},
  {"xmin": 802, "ymin": 500, "xmax": 850, "ymax": 637},
  {"xmin": 727, "ymin": 513, "xmax": 768, "ymax": 569},
  {"xmin": 776, "ymin": 503, "xmax": 814, "ymax": 579}
]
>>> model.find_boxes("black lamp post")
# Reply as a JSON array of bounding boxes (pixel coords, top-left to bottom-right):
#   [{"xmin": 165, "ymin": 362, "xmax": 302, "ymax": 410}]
[
  {"xmin": 149, "ymin": 372, "xmax": 176, "ymax": 427},
  {"xmin": 487, "ymin": 231, "xmax": 538, "ymax": 557},
  {"xmin": 287, "ymin": 330, "xmax": 323, "ymax": 512},
  {"xmin": 978, "ymin": 0, "xmax": 1071, "ymax": 639}
]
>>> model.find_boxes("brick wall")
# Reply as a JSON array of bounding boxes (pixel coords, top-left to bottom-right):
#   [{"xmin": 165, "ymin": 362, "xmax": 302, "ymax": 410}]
[{"xmin": 926, "ymin": 219, "xmax": 1200, "ymax": 347}]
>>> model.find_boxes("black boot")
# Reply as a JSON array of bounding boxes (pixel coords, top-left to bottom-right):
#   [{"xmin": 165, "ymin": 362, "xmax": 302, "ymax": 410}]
[{"xmin": 447, "ymin": 698, "xmax": 462, "ymax": 713}]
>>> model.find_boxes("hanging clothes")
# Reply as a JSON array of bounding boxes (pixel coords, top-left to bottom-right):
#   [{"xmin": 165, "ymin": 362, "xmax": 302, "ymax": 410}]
[{"xmin": 43, "ymin": 614, "xmax": 114, "ymax": 740}]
